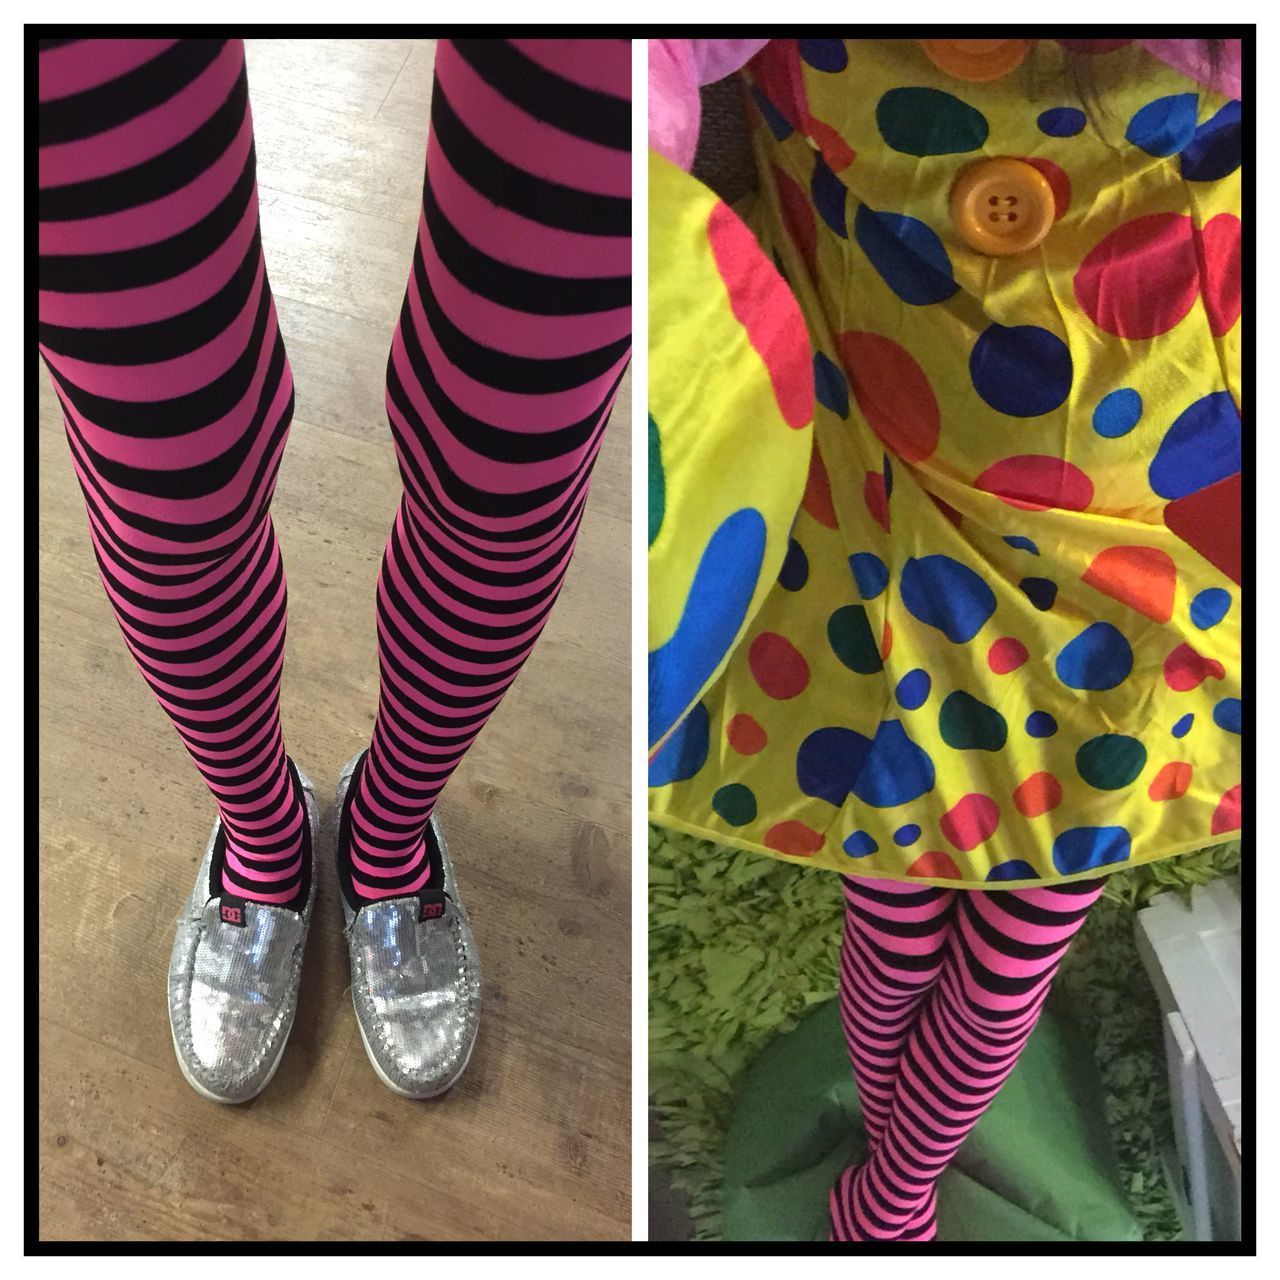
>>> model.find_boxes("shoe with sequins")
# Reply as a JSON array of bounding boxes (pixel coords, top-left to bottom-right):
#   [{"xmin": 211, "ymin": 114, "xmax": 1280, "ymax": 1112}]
[
  {"xmin": 334, "ymin": 752, "xmax": 482, "ymax": 1099},
  {"xmin": 167, "ymin": 760, "xmax": 318, "ymax": 1104}
]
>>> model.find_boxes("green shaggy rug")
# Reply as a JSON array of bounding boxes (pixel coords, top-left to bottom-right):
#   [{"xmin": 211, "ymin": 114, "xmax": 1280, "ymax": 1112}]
[{"xmin": 649, "ymin": 824, "xmax": 1241, "ymax": 1241}]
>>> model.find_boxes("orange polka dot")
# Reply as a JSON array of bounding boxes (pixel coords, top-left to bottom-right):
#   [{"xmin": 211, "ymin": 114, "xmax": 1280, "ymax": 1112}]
[
  {"xmin": 838, "ymin": 330, "xmax": 941, "ymax": 464},
  {"xmin": 726, "ymin": 713, "xmax": 768, "ymax": 755},
  {"xmin": 907, "ymin": 850, "xmax": 963, "ymax": 880},
  {"xmin": 764, "ymin": 820, "xmax": 824, "ymax": 857},
  {"xmin": 809, "ymin": 117, "xmax": 856, "ymax": 170},
  {"xmin": 1082, "ymin": 545, "xmax": 1177, "ymax": 623},
  {"xmin": 1148, "ymin": 761, "xmax": 1193, "ymax": 802},
  {"xmin": 880, "ymin": 620, "xmax": 893, "ymax": 660},
  {"xmin": 1013, "ymin": 772, "xmax": 1063, "ymax": 818},
  {"xmin": 802, "ymin": 446, "xmax": 838, "ymax": 529}
]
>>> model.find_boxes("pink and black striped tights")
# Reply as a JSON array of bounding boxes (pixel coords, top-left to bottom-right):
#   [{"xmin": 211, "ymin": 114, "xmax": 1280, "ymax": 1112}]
[
  {"xmin": 831, "ymin": 875, "xmax": 1105, "ymax": 1241},
  {"xmin": 37, "ymin": 38, "xmax": 630, "ymax": 911}
]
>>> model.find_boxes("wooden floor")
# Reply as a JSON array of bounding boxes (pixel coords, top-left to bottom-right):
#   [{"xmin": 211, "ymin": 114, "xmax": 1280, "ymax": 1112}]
[{"xmin": 38, "ymin": 39, "xmax": 632, "ymax": 1242}]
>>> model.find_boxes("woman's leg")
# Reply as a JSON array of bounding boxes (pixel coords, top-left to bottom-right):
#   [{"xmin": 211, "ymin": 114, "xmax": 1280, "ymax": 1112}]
[
  {"xmin": 839, "ymin": 876, "xmax": 959, "ymax": 1148},
  {"xmin": 337, "ymin": 39, "xmax": 631, "ymax": 904},
  {"xmin": 38, "ymin": 39, "xmax": 309, "ymax": 908},
  {"xmin": 831, "ymin": 877, "xmax": 1106, "ymax": 1242}
]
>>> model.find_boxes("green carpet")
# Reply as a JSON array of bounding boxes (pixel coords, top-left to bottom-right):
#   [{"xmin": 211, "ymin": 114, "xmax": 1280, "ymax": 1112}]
[{"xmin": 649, "ymin": 824, "xmax": 1241, "ymax": 1241}]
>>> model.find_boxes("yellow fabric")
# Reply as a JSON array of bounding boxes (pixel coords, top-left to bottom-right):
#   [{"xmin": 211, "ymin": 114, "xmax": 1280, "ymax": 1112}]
[{"xmin": 649, "ymin": 39, "xmax": 1242, "ymax": 888}]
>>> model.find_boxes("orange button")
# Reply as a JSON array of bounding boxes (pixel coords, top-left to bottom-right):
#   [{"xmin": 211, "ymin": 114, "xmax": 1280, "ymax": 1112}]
[
  {"xmin": 950, "ymin": 157, "xmax": 1055, "ymax": 256},
  {"xmin": 920, "ymin": 39, "xmax": 1032, "ymax": 82}
]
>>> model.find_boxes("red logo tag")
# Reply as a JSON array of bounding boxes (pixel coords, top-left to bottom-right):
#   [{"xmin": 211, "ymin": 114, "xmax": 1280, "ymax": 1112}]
[
  {"xmin": 421, "ymin": 901, "xmax": 444, "ymax": 921},
  {"xmin": 221, "ymin": 905, "xmax": 243, "ymax": 925}
]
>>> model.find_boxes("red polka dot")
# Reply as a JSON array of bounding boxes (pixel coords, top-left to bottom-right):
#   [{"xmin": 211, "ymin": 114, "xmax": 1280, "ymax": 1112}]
[
  {"xmin": 1083, "ymin": 546, "xmax": 1177, "ymax": 623},
  {"xmin": 809, "ymin": 117, "xmax": 856, "ymax": 171},
  {"xmin": 1163, "ymin": 642, "xmax": 1226, "ymax": 692},
  {"xmin": 838, "ymin": 330, "xmax": 941, "ymax": 463},
  {"xmin": 988, "ymin": 637, "xmax": 1029, "ymax": 674},
  {"xmin": 1211, "ymin": 784, "xmax": 1241, "ymax": 836},
  {"xmin": 1075, "ymin": 213, "xmax": 1200, "ymax": 339},
  {"xmin": 1019, "ymin": 157, "xmax": 1071, "ymax": 221},
  {"xmin": 1165, "ymin": 471, "xmax": 1242, "ymax": 586},
  {"xmin": 802, "ymin": 445, "xmax": 838, "ymax": 529},
  {"xmin": 1198, "ymin": 213, "xmax": 1241, "ymax": 339},
  {"xmin": 880, "ymin": 620, "xmax": 893, "ymax": 660},
  {"xmin": 976, "ymin": 456, "xmax": 1094, "ymax": 512},
  {"xmin": 726, "ymin": 713, "xmax": 768, "ymax": 755},
  {"xmin": 748, "ymin": 631, "xmax": 810, "ymax": 699},
  {"xmin": 907, "ymin": 850, "xmax": 964, "ymax": 880},
  {"xmin": 772, "ymin": 164, "xmax": 818, "ymax": 279},
  {"xmin": 940, "ymin": 794, "xmax": 1000, "ymax": 852},
  {"xmin": 932, "ymin": 494, "xmax": 964, "ymax": 528},
  {"xmin": 764, "ymin": 820, "xmax": 824, "ymax": 856},
  {"xmin": 1149, "ymin": 761, "xmax": 1193, "ymax": 802},
  {"xmin": 707, "ymin": 200, "xmax": 814, "ymax": 430},
  {"xmin": 864, "ymin": 471, "xmax": 890, "ymax": 532},
  {"xmin": 1013, "ymin": 772, "xmax": 1062, "ymax": 818}
]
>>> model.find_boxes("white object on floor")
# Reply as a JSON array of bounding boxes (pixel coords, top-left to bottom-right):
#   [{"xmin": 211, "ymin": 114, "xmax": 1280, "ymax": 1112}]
[{"xmin": 1134, "ymin": 875, "xmax": 1241, "ymax": 1242}]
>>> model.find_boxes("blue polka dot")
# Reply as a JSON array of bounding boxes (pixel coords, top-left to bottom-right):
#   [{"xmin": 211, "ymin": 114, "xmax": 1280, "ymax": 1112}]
[
  {"xmin": 1020, "ymin": 577, "xmax": 1058, "ymax": 611},
  {"xmin": 648, "ymin": 509, "xmax": 766, "ymax": 747},
  {"xmin": 778, "ymin": 538, "xmax": 809, "ymax": 592},
  {"xmin": 1093, "ymin": 388, "xmax": 1143, "ymax": 438},
  {"xmin": 1213, "ymin": 698, "xmax": 1241, "ymax": 735},
  {"xmin": 814, "ymin": 352, "xmax": 850, "ymax": 418},
  {"xmin": 894, "ymin": 824, "xmax": 921, "ymax": 847},
  {"xmin": 843, "ymin": 830, "xmax": 879, "ymax": 858},
  {"xmin": 799, "ymin": 722, "xmax": 936, "ymax": 809},
  {"xmin": 1191, "ymin": 588, "xmax": 1231, "ymax": 630},
  {"xmin": 1037, "ymin": 107, "xmax": 1086, "ymax": 137},
  {"xmin": 854, "ymin": 721, "xmax": 937, "ymax": 808},
  {"xmin": 749, "ymin": 86, "xmax": 794, "ymax": 142},
  {"xmin": 896, "ymin": 668, "xmax": 931, "ymax": 711},
  {"xmin": 799, "ymin": 38, "xmax": 848, "ymax": 72},
  {"xmin": 850, "ymin": 552, "xmax": 889, "ymax": 600},
  {"xmin": 883, "ymin": 454, "xmax": 894, "ymax": 498},
  {"xmin": 900, "ymin": 554, "xmax": 996, "ymax": 644},
  {"xmin": 1056, "ymin": 622, "xmax": 1134, "ymax": 692},
  {"xmin": 1053, "ymin": 826, "xmax": 1132, "ymax": 875},
  {"xmin": 811, "ymin": 154, "xmax": 848, "ymax": 237},
  {"xmin": 1126, "ymin": 93, "xmax": 1199, "ymax": 157},
  {"xmin": 797, "ymin": 727, "xmax": 871, "ymax": 807},
  {"xmin": 970, "ymin": 324, "xmax": 1073, "ymax": 418},
  {"xmin": 853, "ymin": 205, "xmax": 958, "ymax": 306},
  {"xmin": 1149, "ymin": 392, "xmax": 1242, "ymax": 500},
  {"xmin": 1180, "ymin": 99, "xmax": 1241, "ymax": 182},
  {"xmin": 1172, "ymin": 713, "xmax": 1194, "ymax": 739},
  {"xmin": 987, "ymin": 860, "xmax": 1040, "ymax": 882},
  {"xmin": 1004, "ymin": 535, "xmax": 1040, "ymax": 555},
  {"xmin": 648, "ymin": 702, "xmax": 709, "ymax": 787},
  {"xmin": 1026, "ymin": 711, "xmax": 1058, "ymax": 739}
]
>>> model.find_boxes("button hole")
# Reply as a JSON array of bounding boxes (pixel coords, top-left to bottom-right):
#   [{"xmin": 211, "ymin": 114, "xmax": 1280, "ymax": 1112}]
[{"xmin": 987, "ymin": 196, "xmax": 999, "ymax": 206}]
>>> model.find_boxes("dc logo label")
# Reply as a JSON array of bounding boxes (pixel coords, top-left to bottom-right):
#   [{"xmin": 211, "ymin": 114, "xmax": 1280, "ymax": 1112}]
[{"xmin": 221, "ymin": 905, "xmax": 243, "ymax": 925}]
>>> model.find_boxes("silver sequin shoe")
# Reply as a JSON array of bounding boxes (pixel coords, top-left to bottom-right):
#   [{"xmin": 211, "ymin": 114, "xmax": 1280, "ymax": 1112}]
[
  {"xmin": 167, "ymin": 760, "xmax": 318, "ymax": 1104},
  {"xmin": 334, "ymin": 752, "xmax": 481, "ymax": 1099}
]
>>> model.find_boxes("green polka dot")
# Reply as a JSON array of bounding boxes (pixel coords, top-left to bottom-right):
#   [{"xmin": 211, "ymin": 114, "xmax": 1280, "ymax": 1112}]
[
  {"xmin": 876, "ymin": 87, "xmax": 989, "ymax": 157},
  {"xmin": 939, "ymin": 690, "xmax": 1007, "ymax": 752},
  {"xmin": 1076, "ymin": 734, "xmax": 1147, "ymax": 790},
  {"xmin": 828, "ymin": 605, "xmax": 883, "ymax": 674},
  {"xmin": 712, "ymin": 783, "xmax": 757, "ymax": 826},
  {"xmin": 648, "ymin": 414, "xmax": 665, "ymax": 548}
]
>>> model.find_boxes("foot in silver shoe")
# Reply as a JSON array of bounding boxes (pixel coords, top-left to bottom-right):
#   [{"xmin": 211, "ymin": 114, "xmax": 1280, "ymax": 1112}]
[
  {"xmin": 167, "ymin": 761, "xmax": 318, "ymax": 1104},
  {"xmin": 335, "ymin": 753, "xmax": 482, "ymax": 1099}
]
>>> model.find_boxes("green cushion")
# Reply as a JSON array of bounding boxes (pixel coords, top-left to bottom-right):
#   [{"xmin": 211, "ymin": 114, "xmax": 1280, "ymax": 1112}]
[{"xmin": 722, "ymin": 998, "xmax": 1144, "ymax": 1242}]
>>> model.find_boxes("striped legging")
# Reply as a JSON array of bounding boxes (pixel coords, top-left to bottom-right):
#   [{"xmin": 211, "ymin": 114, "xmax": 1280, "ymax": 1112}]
[
  {"xmin": 831, "ymin": 874, "xmax": 1105, "ymax": 1242},
  {"xmin": 37, "ymin": 38, "xmax": 631, "ymax": 908}
]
